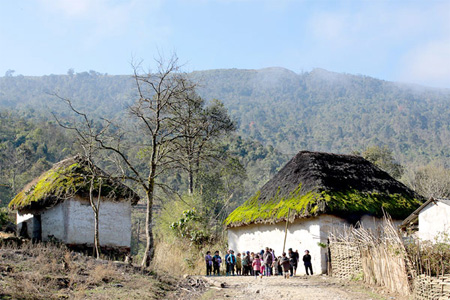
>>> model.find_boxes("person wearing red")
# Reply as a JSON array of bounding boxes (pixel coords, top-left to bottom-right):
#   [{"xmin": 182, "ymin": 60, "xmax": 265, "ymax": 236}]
[{"xmin": 252, "ymin": 254, "xmax": 262, "ymax": 279}]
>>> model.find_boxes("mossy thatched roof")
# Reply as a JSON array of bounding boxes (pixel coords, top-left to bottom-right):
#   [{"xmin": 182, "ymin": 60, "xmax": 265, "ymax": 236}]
[
  {"xmin": 225, "ymin": 151, "xmax": 423, "ymax": 227},
  {"xmin": 9, "ymin": 155, "xmax": 139, "ymax": 213}
]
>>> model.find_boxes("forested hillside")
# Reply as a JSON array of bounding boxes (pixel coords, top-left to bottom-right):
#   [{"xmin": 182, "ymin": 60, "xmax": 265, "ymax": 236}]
[
  {"xmin": 1, "ymin": 68, "xmax": 449, "ymax": 165},
  {"xmin": 191, "ymin": 68, "xmax": 450, "ymax": 163}
]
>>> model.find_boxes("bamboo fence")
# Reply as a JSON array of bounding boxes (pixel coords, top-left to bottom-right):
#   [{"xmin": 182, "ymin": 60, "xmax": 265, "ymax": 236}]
[{"xmin": 329, "ymin": 218, "xmax": 413, "ymax": 296}]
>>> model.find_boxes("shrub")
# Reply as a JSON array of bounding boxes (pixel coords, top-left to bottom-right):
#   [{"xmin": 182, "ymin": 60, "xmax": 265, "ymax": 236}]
[{"xmin": 405, "ymin": 232, "xmax": 450, "ymax": 276}]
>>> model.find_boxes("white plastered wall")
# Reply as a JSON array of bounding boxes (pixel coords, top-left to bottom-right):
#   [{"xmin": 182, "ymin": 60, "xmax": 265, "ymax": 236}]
[
  {"xmin": 418, "ymin": 202, "xmax": 450, "ymax": 242},
  {"xmin": 41, "ymin": 202, "xmax": 65, "ymax": 241},
  {"xmin": 65, "ymin": 196, "xmax": 132, "ymax": 247},
  {"xmin": 17, "ymin": 196, "xmax": 132, "ymax": 247},
  {"xmin": 228, "ymin": 214, "xmax": 388, "ymax": 274}
]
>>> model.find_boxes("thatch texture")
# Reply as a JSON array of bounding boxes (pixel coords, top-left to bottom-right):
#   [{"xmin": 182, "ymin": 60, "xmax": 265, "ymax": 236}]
[
  {"xmin": 226, "ymin": 151, "xmax": 423, "ymax": 227},
  {"xmin": 9, "ymin": 155, "xmax": 139, "ymax": 213}
]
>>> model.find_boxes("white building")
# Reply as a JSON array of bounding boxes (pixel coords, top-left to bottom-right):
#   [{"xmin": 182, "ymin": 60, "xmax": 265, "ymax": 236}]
[
  {"xmin": 226, "ymin": 151, "xmax": 423, "ymax": 274},
  {"xmin": 402, "ymin": 198, "xmax": 450, "ymax": 242},
  {"xmin": 9, "ymin": 155, "xmax": 139, "ymax": 252}
]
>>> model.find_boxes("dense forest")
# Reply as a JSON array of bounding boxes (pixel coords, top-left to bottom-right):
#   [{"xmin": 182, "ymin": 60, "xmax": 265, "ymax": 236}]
[
  {"xmin": 1, "ymin": 67, "xmax": 450, "ymax": 209},
  {"xmin": 1, "ymin": 68, "xmax": 449, "ymax": 165}
]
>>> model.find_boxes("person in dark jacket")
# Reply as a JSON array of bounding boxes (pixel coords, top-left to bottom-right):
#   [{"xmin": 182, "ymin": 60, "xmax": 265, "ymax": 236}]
[
  {"xmin": 293, "ymin": 250, "xmax": 300, "ymax": 276},
  {"xmin": 225, "ymin": 250, "xmax": 230, "ymax": 275},
  {"xmin": 279, "ymin": 252, "xmax": 291, "ymax": 279},
  {"xmin": 212, "ymin": 251, "xmax": 222, "ymax": 276},
  {"xmin": 288, "ymin": 248, "xmax": 297, "ymax": 276},
  {"xmin": 303, "ymin": 250, "xmax": 313, "ymax": 275},
  {"xmin": 263, "ymin": 247, "xmax": 273, "ymax": 276},
  {"xmin": 205, "ymin": 251, "xmax": 213, "ymax": 276}
]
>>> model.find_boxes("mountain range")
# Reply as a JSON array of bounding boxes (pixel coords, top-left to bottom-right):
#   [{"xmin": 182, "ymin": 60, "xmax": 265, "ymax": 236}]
[{"xmin": 1, "ymin": 67, "xmax": 449, "ymax": 164}]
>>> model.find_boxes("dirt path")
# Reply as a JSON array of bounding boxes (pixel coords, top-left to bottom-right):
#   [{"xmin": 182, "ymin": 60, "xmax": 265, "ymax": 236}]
[{"xmin": 196, "ymin": 275, "xmax": 404, "ymax": 300}]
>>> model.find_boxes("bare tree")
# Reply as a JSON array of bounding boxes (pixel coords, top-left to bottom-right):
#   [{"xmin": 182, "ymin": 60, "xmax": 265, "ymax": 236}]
[
  {"xmin": 404, "ymin": 164, "xmax": 450, "ymax": 199},
  {"xmin": 55, "ymin": 54, "xmax": 222, "ymax": 266},
  {"xmin": 126, "ymin": 55, "xmax": 199, "ymax": 266},
  {"xmin": 52, "ymin": 97, "xmax": 107, "ymax": 259}
]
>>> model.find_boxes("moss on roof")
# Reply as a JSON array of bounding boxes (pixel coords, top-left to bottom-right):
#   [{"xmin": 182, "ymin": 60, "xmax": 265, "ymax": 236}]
[
  {"xmin": 9, "ymin": 155, "xmax": 139, "ymax": 212},
  {"xmin": 225, "ymin": 151, "xmax": 423, "ymax": 227}
]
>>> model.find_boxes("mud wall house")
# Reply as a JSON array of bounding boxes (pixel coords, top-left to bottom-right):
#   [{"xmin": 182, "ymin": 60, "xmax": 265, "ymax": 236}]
[
  {"xmin": 401, "ymin": 198, "xmax": 450, "ymax": 242},
  {"xmin": 225, "ymin": 151, "xmax": 423, "ymax": 275},
  {"xmin": 8, "ymin": 155, "xmax": 139, "ymax": 252}
]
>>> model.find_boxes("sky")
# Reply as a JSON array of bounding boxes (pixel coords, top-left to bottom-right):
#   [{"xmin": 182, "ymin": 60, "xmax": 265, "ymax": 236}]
[{"xmin": 1, "ymin": 0, "xmax": 449, "ymax": 88}]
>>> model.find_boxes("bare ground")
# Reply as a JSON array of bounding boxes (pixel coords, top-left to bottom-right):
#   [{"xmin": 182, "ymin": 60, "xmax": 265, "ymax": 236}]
[{"xmin": 195, "ymin": 275, "xmax": 409, "ymax": 300}]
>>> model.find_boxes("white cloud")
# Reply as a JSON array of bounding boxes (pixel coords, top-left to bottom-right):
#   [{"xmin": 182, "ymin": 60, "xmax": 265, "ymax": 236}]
[
  {"xmin": 306, "ymin": 1, "xmax": 450, "ymax": 87},
  {"xmin": 399, "ymin": 39, "xmax": 450, "ymax": 88},
  {"xmin": 309, "ymin": 11, "xmax": 348, "ymax": 46},
  {"xmin": 37, "ymin": 0, "xmax": 164, "ymax": 37},
  {"xmin": 307, "ymin": 4, "xmax": 435, "ymax": 47},
  {"xmin": 38, "ymin": 0, "xmax": 98, "ymax": 18},
  {"xmin": 34, "ymin": 0, "xmax": 170, "ymax": 56}
]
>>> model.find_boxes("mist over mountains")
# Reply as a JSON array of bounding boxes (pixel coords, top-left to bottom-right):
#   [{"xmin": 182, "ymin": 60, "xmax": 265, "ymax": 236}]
[{"xmin": 1, "ymin": 68, "xmax": 449, "ymax": 164}]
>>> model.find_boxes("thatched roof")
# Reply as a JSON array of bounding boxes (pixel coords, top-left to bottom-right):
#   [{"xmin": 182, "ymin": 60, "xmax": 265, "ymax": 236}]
[
  {"xmin": 9, "ymin": 155, "xmax": 139, "ymax": 213},
  {"xmin": 226, "ymin": 151, "xmax": 423, "ymax": 227}
]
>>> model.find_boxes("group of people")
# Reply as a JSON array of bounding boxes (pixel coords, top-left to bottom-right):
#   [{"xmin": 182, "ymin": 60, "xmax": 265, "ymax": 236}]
[{"xmin": 205, "ymin": 247, "xmax": 313, "ymax": 279}]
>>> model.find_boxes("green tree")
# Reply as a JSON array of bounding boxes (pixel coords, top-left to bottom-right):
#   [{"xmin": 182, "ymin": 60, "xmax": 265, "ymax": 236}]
[
  {"xmin": 172, "ymin": 94, "xmax": 235, "ymax": 194},
  {"xmin": 362, "ymin": 145, "xmax": 404, "ymax": 179}
]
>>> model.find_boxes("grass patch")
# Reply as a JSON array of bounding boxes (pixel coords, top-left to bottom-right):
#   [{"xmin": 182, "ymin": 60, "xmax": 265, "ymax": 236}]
[{"xmin": 0, "ymin": 241, "xmax": 181, "ymax": 299}]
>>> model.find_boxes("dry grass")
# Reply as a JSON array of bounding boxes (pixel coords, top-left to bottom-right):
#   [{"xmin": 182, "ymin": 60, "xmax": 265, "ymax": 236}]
[
  {"xmin": 0, "ymin": 241, "xmax": 188, "ymax": 299},
  {"xmin": 152, "ymin": 236, "xmax": 227, "ymax": 276},
  {"xmin": 89, "ymin": 263, "xmax": 119, "ymax": 285}
]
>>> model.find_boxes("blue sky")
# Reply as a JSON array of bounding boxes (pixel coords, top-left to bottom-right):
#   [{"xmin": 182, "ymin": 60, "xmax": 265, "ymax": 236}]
[{"xmin": 1, "ymin": 0, "xmax": 449, "ymax": 88}]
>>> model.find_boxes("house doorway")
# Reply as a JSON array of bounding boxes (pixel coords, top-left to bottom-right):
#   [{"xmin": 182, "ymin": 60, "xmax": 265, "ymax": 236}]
[{"xmin": 32, "ymin": 215, "xmax": 42, "ymax": 242}]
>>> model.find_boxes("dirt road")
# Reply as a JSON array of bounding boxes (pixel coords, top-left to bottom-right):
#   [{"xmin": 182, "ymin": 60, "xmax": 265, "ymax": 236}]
[{"xmin": 197, "ymin": 275, "xmax": 403, "ymax": 300}]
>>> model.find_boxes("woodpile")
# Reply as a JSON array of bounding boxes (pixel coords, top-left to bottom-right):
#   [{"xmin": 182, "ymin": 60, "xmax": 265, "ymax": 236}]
[{"xmin": 414, "ymin": 274, "xmax": 450, "ymax": 300}]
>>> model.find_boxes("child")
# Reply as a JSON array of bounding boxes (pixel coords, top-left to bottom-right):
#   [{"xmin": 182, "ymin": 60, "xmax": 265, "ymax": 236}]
[
  {"xmin": 236, "ymin": 253, "xmax": 242, "ymax": 275},
  {"xmin": 277, "ymin": 256, "xmax": 283, "ymax": 275},
  {"xmin": 205, "ymin": 251, "xmax": 213, "ymax": 276},
  {"xmin": 212, "ymin": 251, "xmax": 222, "ymax": 276},
  {"xmin": 242, "ymin": 252, "xmax": 249, "ymax": 275},
  {"xmin": 260, "ymin": 263, "xmax": 265, "ymax": 279},
  {"xmin": 227, "ymin": 250, "xmax": 236, "ymax": 276},
  {"xmin": 252, "ymin": 254, "xmax": 262, "ymax": 279},
  {"xmin": 249, "ymin": 252, "xmax": 255, "ymax": 276},
  {"xmin": 271, "ymin": 257, "xmax": 278, "ymax": 276},
  {"xmin": 279, "ymin": 252, "xmax": 291, "ymax": 279}
]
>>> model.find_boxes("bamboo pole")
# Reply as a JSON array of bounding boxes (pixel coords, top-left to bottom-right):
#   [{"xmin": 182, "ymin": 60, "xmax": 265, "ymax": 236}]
[{"xmin": 282, "ymin": 208, "xmax": 291, "ymax": 254}]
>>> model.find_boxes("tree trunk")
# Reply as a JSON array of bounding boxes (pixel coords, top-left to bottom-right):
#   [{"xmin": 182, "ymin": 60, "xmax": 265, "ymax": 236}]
[
  {"xmin": 89, "ymin": 179, "xmax": 101, "ymax": 259},
  {"xmin": 141, "ymin": 185, "xmax": 155, "ymax": 267},
  {"xmin": 188, "ymin": 169, "xmax": 194, "ymax": 195},
  {"xmin": 136, "ymin": 220, "xmax": 140, "ymax": 249},
  {"xmin": 94, "ymin": 208, "xmax": 100, "ymax": 259}
]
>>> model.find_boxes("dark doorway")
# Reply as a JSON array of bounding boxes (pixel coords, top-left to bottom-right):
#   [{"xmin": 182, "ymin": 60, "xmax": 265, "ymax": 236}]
[{"xmin": 32, "ymin": 215, "xmax": 42, "ymax": 243}]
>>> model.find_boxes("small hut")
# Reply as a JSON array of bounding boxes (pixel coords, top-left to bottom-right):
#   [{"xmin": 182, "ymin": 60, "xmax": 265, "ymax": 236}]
[
  {"xmin": 9, "ymin": 155, "xmax": 139, "ymax": 254},
  {"xmin": 401, "ymin": 198, "xmax": 450, "ymax": 241},
  {"xmin": 225, "ymin": 151, "xmax": 423, "ymax": 274}
]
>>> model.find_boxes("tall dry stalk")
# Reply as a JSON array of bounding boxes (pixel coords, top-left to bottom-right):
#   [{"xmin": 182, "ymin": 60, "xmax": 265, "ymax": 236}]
[{"xmin": 329, "ymin": 217, "xmax": 413, "ymax": 296}]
